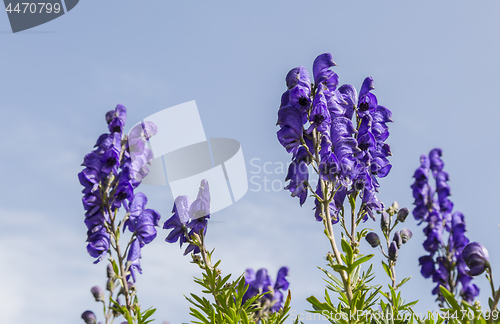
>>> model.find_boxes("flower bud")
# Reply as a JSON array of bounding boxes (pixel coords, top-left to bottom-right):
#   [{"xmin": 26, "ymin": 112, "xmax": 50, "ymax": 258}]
[
  {"xmin": 397, "ymin": 208, "xmax": 409, "ymax": 223},
  {"xmin": 81, "ymin": 310, "xmax": 97, "ymax": 324},
  {"xmin": 106, "ymin": 278, "xmax": 115, "ymax": 292},
  {"xmin": 106, "ymin": 263, "xmax": 115, "ymax": 279},
  {"xmin": 393, "ymin": 231, "xmax": 402, "ymax": 249},
  {"xmin": 400, "ymin": 228, "xmax": 413, "ymax": 244},
  {"xmin": 388, "ymin": 241, "xmax": 399, "ymax": 262},
  {"xmin": 365, "ymin": 232, "xmax": 380, "ymax": 248},
  {"xmin": 462, "ymin": 242, "xmax": 490, "ymax": 276},
  {"xmin": 91, "ymin": 286, "xmax": 105, "ymax": 302},
  {"xmin": 391, "ymin": 201, "xmax": 400, "ymax": 212},
  {"xmin": 380, "ymin": 212, "xmax": 390, "ymax": 233}
]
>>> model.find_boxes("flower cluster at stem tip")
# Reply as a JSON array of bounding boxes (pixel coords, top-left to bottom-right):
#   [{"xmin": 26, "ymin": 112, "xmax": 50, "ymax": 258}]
[
  {"xmin": 276, "ymin": 52, "xmax": 393, "ymax": 222},
  {"xmin": 78, "ymin": 104, "xmax": 161, "ymax": 280},
  {"xmin": 412, "ymin": 148, "xmax": 479, "ymax": 303}
]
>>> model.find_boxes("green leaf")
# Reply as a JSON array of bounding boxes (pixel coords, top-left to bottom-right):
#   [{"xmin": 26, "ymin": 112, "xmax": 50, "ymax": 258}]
[
  {"xmin": 381, "ymin": 261, "xmax": 391, "ymax": 278},
  {"xmin": 351, "ymin": 254, "xmax": 374, "ymax": 270},
  {"xmin": 341, "ymin": 239, "xmax": 353, "ymax": 265},
  {"xmin": 439, "ymin": 286, "xmax": 461, "ymax": 312},
  {"xmin": 396, "ymin": 276, "xmax": 412, "ymax": 289},
  {"xmin": 331, "ymin": 264, "xmax": 349, "ymax": 272},
  {"xmin": 111, "ymin": 259, "xmax": 120, "ymax": 277}
]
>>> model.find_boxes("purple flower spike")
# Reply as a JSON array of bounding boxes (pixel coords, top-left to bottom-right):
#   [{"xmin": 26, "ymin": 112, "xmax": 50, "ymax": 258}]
[{"xmin": 462, "ymin": 242, "xmax": 490, "ymax": 276}]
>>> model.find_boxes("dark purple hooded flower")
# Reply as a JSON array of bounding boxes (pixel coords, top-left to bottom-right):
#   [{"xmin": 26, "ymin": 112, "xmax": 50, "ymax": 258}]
[
  {"xmin": 86, "ymin": 226, "xmax": 110, "ymax": 264},
  {"xmin": 462, "ymin": 242, "xmax": 490, "ymax": 276},
  {"xmin": 284, "ymin": 161, "xmax": 309, "ymax": 206},
  {"xmin": 124, "ymin": 193, "xmax": 161, "ymax": 247},
  {"xmin": 277, "ymin": 106, "xmax": 304, "ymax": 154}
]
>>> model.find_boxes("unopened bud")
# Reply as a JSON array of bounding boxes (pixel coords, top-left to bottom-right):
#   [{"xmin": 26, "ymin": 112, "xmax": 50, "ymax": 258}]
[
  {"xmin": 391, "ymin": 201, "xmax": 400, "ymax": 212},
  {"xmin": 393, "ymin": 231, "xmax": 402, "ymax": 249},
  {"xmin": 365, "ymin": 232, "xmax": 380, "ymax": 248},
  {"xmin": 400, "ymin": 228, "xmax": 413, "ymax": 244},
  {"xmin": 381, "ymin": 212, "xmax": 390, "ymax": 233},
  {"xmin": 397, "ymin": 208, "xmax": 409, "ymax": 223},
  {"xmin": 107, "ymin": 263, "xmax": 115, "ymax": 279},
  {"xmin": 106, "ymin": 278, "xmax": 115, "ymax": 292},
  {"xmin": 81, "ymin": 310, "xmax": 97, "ymax": 324},
  {"xmin": 388, "ymin": 241, "xmax": 399, "ymax": 262},
  {"xmin": 91, "ymin": 286, "xmax": 105, "ymax": 302}
]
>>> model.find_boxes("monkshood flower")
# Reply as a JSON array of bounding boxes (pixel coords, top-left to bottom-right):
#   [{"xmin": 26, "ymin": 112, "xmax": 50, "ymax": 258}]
[
  {"xmin": 123, "ymin": 193, "xmax": 161, "ymax": 247},
  {"xmin": 277, "ymin": 53, "xmax": 392, "ymax": 222},
  {"xmin": 412, "ymin": 149, "xmax": 479, "ymax": 303},
  {"xmin": 462, "ymin": 242, "xmax": 490, "ymax": 276},
  {"xmin": 242, "ymin": 267, "xmax": 289, "ymax": 313},
  {"xmin": 79, "ymin": 105, "xmax": 161, "ymax": 323},
  {"xmin": 164, "ymin": 179, "xmax": 211, "ymax": 255},
  {"xmin": 79, "ymin": 104, "xmax": 159, "ymax": 265}
]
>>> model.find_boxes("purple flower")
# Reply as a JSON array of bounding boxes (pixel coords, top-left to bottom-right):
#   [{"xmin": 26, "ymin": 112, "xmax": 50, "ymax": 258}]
[
  {"xmin": 163, "ymin": 196, "xmax": 190, "ymax": 246},
  {"xmin": 462, "ymin": 242, "xmax": 490, "ymax": 276},
  {"xmin": 164, "ymin": 180, "xmax": 211, "ymax": 255},
  {"xmin": 243, "ymin": 267, "xmax": 289, "ymax": 313},
  {"xmin": 124, "ymin": 193, "xmax": 161, "ymax": 247},
  {"xmin": 86, "ymin": 226, "xmax": 110, "ymax": 264},
  {"xmin": 412, "ymin": 149, "xmax": 479, "ymax": 303},
  {"xmin": 127, "ymin": 239, "xmax": 142, "ymax": 282},
  {"xmin": 419, "ymin": 255, "xmax": 435, "ymax": 278},
  {"xmin": 277, "ymin": 107, "xmax": 304, "ymax": 154},
  {"xmin": 106, "ymin": 104, "xmax": 127, "ymax": 134},
  {"xmin": 284, "ymin": 161, "xmax": 309, "ymax": 206}
]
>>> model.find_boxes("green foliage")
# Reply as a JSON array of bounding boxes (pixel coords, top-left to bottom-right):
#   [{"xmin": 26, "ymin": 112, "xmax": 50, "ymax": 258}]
[
  {"xmin": 306, "ymin": 249, "xmax": 381, "ymax": 323},
  {"xmin": 185, "ymin": 261, "xmax": 293, "ymax": 324}
]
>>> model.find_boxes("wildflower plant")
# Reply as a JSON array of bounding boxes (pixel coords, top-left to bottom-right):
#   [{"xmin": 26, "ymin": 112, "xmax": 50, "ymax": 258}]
[
  {"xmin": 76, "ymin": 55, "xmax": 500, "ymax": 324},
  {"xmin": 78, "ymin": 104, "xmax": 160, "ymax": 324},
  {"xmin": 277, "ymin": 53, "xmax": 416, "ymax": 323},
  {"xmin": 163, "ymin": 180, "xmax": 295, "ymax": 324}
]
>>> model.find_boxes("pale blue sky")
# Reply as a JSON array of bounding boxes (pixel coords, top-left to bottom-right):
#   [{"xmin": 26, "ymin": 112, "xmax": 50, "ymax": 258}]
[{"xmin": 2, "ymin": 1, "xmax": 500, "ymax": 323}]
